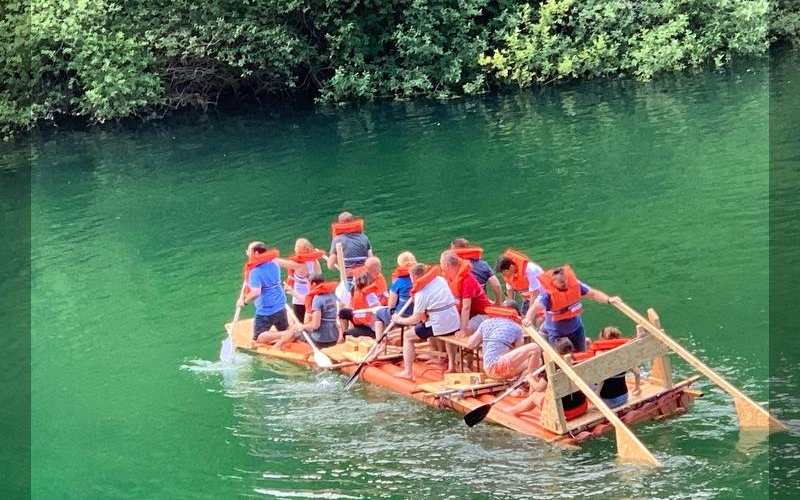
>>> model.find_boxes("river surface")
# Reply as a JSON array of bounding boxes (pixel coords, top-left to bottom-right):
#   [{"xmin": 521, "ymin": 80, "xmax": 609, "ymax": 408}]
[{"xmin": 5, "ymin": 49, "xmax": 799, "ymax": 499}]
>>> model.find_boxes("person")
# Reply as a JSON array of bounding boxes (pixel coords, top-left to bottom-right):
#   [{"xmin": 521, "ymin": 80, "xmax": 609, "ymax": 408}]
[
  {"xmin": 274, "ymin": 274, "xmax": 340, "ymax": 349},
  {"xmin": 237, "ymin": 241, "xmax": 294, "ymax": 343},
  {"xmin": 522, "ymin": 264, "xmax": 620, "ymax": 352},
  {"xmin": 495, "ymin": 249, "xmax": 544, "ymax": 316},
  {"xmin": 593, "ymin": 326, "xmax": 641, "ymax": 408},
  {"xmin": 450, "ymin": 238, "xmax": 503, "ymax": 304},
  {"xmin": 391, "ymin": 264, "xmax": 460, "ymax": 379},
  {"xmin": 374, "ymin": 251, "xmax": 417, "ymax": 341},
  {"xmin": 338, "ymin": 271, "xmax": 382, "ymax": 339},
  {"xmin": 276, "ymin": 238, "xmax": 325, "ymax": 321},
  {"xmin": 509, "ymin": 338, "xmax": 588, "ymax": 421},
  {"xmin": 362, "ymin": 256, "xmax": 389, "ymax": 302},
  {"xmin": 440, "ymin": 250, "xmax": 491, "ymax": 336},
  {"xmin": 327, "ymin": 212, "xmax": 373, "ymax": 282},
  {"xmin": 467, "ymin": 301, "xmax": 542, "ymax": 381}
]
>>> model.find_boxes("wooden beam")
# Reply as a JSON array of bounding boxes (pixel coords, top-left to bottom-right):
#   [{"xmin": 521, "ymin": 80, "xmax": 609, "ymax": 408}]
[
  {"xmin": 613, "ymin": 301, "xmax": 787, "ymax": 433},
  {"xmin": 645, "ymin": 310, "xmax": 673, "ymax": 389},
  {"xmin": 524, "ymin": 325, "xmax": 661, "ymax": 466}
]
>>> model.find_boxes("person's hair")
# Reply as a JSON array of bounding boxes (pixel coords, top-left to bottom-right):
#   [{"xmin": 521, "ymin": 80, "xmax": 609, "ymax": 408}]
[
  {"xmin": 440, "ymin": 250, "xmax": 459, "ymax": 268},
  {"xmin": 551, "ymin": 266, "xmax": 565, "ymax": 276},
  {"xmin": 365, "ymin": 256, "xmax": 381, "ymax": 272},
  {"xmin": 295, "ymin": 238, "xmax": 314, "ymax": 253},
  {"xmin": 397, "ymin": 251, "xmax": 417, "ymax": 268},
  {"xmin": 337, "ymin": 211, "xmax": 354, "ymax": 223},
  {"xmin": 501, "ymin": 299, "xmax": 520, "ymax": 314},
  {"xmin": 410, "ymin": 263, "xmax": 427, "ymax": 278},
  {"xmin": 354, "ymin": 271, "xmax": 373, "ymax": 289},
  {"xmin": 599, "ymin": 326, "xmax": 622, "ymax": 340},
  {"xmin": 308, "ymin": 273, "xmax": 325, "ymax": 286},
  {"xmin": 495, "ymin": 255, "xmax": 514, "ymax": 273},
  {"xmin": 555, "ymin": 337, "xmax": 575, "ymax": 355},
  {"xmin": 249, "ymin": 241, "xmax": 267, "ymax": 254},
  {"xmin": 450, "ymin": 238, "xmax": 469, "ymax": 248}
]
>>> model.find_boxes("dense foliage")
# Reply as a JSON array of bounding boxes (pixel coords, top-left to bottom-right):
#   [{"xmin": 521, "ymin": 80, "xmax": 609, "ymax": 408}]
[{"xmin": 1, "ymin": 0, "xmax": 797, "ymax": 138}]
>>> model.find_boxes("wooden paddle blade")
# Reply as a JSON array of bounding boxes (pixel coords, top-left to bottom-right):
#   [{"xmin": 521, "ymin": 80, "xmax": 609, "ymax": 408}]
[
  {"xmin": 313, "ymin": 350, "xmax": 333, "ymax": 368},
  {"xmin": 464, "ymin": 404, "xmax": 492, "ymax": 427}
]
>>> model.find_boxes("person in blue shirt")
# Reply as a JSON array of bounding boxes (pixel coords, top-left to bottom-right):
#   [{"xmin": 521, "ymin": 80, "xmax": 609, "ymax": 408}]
[
  {"xmin": 374, "ymin": 251, "xmax": 416, "ymax": 341},
  {"xmin": 238, "ymin": 241, "xmax": 294, "ymax": 343}
]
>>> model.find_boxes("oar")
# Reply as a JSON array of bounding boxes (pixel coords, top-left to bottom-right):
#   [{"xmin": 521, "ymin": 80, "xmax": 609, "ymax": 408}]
[
  {"xmin": 352, "ymin": 305, "xmax": 387, "ymax": 315},
  {"xmin": 343, "ymin": 299, "xmax": 414, "ymax": 390},
  {"xmin": 285, "ymin": 305, "xmax": 334, "ymax": 368},
  {"xmin": 334, "ymin": 242, "xmax": 351, "ymax": 306},
  {"xmin": 463, "ymin": 365, "xmax": 546, "ymax": 427},
  {"xmin": 220, "ymin": 281, "xmax": 247, "ymax": 363}
]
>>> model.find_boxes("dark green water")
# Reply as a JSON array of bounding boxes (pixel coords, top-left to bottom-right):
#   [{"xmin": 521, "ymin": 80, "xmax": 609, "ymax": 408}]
[{"xmin": 5, "ymin": 50, "xmax": 798, "ymax": 499}]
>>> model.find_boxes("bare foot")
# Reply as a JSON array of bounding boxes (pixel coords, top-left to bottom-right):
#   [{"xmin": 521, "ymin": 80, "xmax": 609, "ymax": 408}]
[
  {"xmin": 394, "ymin": 371, "xmax": 414, "ymax": 380},
  {"xmin": 444, "ymin": 367, "xmax": 458, "ymax": 374}
]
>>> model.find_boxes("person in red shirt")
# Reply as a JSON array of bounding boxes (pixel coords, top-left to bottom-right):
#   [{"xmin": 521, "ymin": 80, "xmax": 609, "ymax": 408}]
[{"xmin": 440, "ymin": 251, "xmax": 491, "ymax": 337}]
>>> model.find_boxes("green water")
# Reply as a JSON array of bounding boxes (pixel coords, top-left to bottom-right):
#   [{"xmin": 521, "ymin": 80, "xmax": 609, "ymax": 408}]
[{"xmin": 5, "ymin": 49, "xmax": 798, "ymax": 499}]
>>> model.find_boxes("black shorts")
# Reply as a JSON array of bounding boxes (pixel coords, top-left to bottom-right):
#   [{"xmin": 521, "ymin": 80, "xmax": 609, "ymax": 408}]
[
  {"xmin": 345, "ymin": 324, "xmax": 375, "ymax": 338},
  {"xmin": 414, "ymin": 323, "xmax": 456, "ymax": 340},
  {"xmin": 292, "ymin": 303, "xmax": 306, "ymax": 322},
  {"xmin": 338, "ymin": 308, "xmax": 354, "ymax": 321},
  {"xmin": 253, "ymin": 310, "xmax": 289, "ymax": 340}
]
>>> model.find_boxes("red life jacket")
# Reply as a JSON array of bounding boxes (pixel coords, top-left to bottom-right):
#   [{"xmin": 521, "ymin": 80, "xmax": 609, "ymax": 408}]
[
  {"xmin": 572, "ymin": 351, "xmax": 596, "ymax": 362},
  {"xmin": 352, "ymin": 282, "xmax": 381, "ymax": 326},
  {"xmin": 348, "ymin": 265, "xmax": 388, "ymax": 304},
  {"xmin": 451, "ymin": 246, "xmax": 483, "ymax": 260},
  {"xmin": 502, "ymin": 249, "xmax": 533, "ymax": 299},
  {"xmin": 446, "ymin": 258, "xmax": 473, "ymax": 300},
  {"xmin": 242, "ymin": 249, "xmax": 280, "ymax": 294},
  {"xmin": 410, "ymin": 265, "xmax": 442, "ymax": 296},
  {"xmin": 590, "ymin": 337, "xmax": 631, "ymax": 352},
  {"xmin": 304, "ymin": 281, "xmax": 338, "ymax": 320},
  {"xmin": 485, "ymin": 305, "xmax": 522, "ymax": 324},
  {"xmin": 538, "ymin": 265, "xmax": 582, "ymax": 322},
  {"xmin": 286, "ymin": 249, "xmax": 325, "ymax": 286},
  {"xmin": 390, "ymin": 265, "xmax": 411, "ymax": 282},
  {"xmin": 331, "ymin": 218, "xmax": 364, "ymax": 237}
]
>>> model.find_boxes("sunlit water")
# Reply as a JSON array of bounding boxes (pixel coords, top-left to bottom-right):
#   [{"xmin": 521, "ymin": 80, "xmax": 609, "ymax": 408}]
[{"xmin": 7, "ymin": 48, "xmax": 798, "ymax": 499}]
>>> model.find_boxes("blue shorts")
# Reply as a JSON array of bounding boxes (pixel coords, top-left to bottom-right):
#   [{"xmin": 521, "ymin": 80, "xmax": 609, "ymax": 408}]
[
  {"xmin": 602, "ymin": 393, "xmax": 629, "ymax": 409},
  {"xmin": 544, "ymin": 324, "xmax": 586, "ymax": 352}
]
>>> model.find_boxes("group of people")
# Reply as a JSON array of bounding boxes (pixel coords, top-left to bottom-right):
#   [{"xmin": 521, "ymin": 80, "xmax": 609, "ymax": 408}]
[{"xmin": 237, "ymin": 211, "xmax": 639, "ymax": 419}]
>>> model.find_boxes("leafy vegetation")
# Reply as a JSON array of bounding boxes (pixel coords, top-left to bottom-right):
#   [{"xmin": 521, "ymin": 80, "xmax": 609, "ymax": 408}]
[{"xmin": 1, "ymin": 0, "xmax": 797, "ymax": 138}]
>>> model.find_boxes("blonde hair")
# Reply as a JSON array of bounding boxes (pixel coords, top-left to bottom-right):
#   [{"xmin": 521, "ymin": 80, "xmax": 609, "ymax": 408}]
[
  {"xmin": 397, "ymin": 251, "xmax": 417, "ymax": 268},
  {"xmin": 295, "ymin": 238, "xmax": 314, "ymax": 254}
]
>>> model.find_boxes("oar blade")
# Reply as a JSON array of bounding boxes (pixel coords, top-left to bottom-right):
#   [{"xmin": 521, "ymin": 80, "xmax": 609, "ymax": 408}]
[
  {"xmin": 220, "ymin": 335, "xmax": 235, "ymax": 363},
  {"xmin": 464, "ymin": 404, "xmax": 492, "ymax": 427},
  {"xmin": 335, "ymin": 281, "xmax": 351, "ymax": 306},
  {"xmin": 313, "ymin": 350, "xmax": 334, "ymax": 368}
]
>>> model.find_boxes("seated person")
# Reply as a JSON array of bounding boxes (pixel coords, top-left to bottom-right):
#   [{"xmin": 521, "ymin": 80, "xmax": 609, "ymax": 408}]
[
  {"xmin": 338, "ymin": 271, "xmax": 381, "ymax": 338},
  {"xmin": 275, "ymin": 274, "xmax": 339, "ymax": 349},
  {"xmin": 375, "ymin": 251, "xmax": 417, "ymax": 341},
  {"xmin": 509, "ymin": 338, "xmax": 589, "ymax": 421},
  {"xmin": 467, "ymin": 301, "xmax": 542, "ymax": 380},
  {"xmin": 593, "ymin": 326, "xmax": 641, "ymax": 408}
]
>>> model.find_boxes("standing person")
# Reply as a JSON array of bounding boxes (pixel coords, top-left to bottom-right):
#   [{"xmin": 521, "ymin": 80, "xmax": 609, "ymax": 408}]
[
  {"xmin": 391, "ymin": 264, "xmax": 460, "ymax": 379},
  {"xmin": 495, "ymin": 249, "xmax": 544, "ymax": 316},
  {"xmin": 237, "ymin": 241, "xmax": 294, "ymax": 343},
  {"xmin": 374, "ymin": 251, "xmax": 417, "ymax": 341},
  {"xmin": 277, "ymin": 238, "xmax": 325, "ymax": 321},
  {"xmin": 440, "ymin": 250, "xmax": 491, "ymax": 336},
  {"xmin": 326, "ymin": 212, "xmax": 373, "ymax": 282},
  {"xmin": 522, "ymin": 265, "xmax": 620, "ymax": 352},
  {"xmin": 450, "ymin": 238, "xmax": 503, "ymax": 305},
  {"xmin": 274, "ymin": 274, "xmax": 340, "ymax": 350}
]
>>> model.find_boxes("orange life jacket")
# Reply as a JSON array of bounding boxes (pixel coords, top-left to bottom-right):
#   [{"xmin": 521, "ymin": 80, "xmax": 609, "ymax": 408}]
[
  {"xmin": 589, "ymin": 337, "xmax": 631, "ymax": 352},
  {"xmin": 502, "ymin": 249, "xmax": 533, "ymax": 299},
  {"xmin": 303, "ymin": 281, "xmax": 338, "ymax": 321},
  {"xmin": 242, "ymin": 249, "xmax": 280, "ymax": 294},
  {"xmin": 390, "ymin": 265, "xmax": 410, "ymax": 282},
  {"xmin": 286, "ymin": 249, "xmax": 325, "ymax": 287},
  {"xmin": 410, "ymin": 265, "xmax": 442, "ymax": 295},
  {"xmin": 485, "ymin": 305, "xmax": 522, "ymax": 324},
  {"xmin": 538, "ymin": 265, "xmax": 582, "ymax": 321},
  {"xmin": 352, "ymin": 282, "xmax": 381, "ymax": 326},
  {"xmin": 331, "ymin": 218, "xmax": 365, "ymax": 237},
  {"xmin": 446, "ymin": 258, "xmax": 473, "ymax": 302},
  {"xmin": 348, "ymin": 266, "xmax": 388, "ymax": 304},
  {"xmin": 572, "ymin": 351, "xmax": 596, "ymax": 362},
  {"xmin": 451, "ymin": 246, "xmax": 483, "ymax": 260}
]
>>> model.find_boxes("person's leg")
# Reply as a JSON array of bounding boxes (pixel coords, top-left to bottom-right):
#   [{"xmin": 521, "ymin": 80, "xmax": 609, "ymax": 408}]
[
  {"xmin": 568, "ymin": 324, "xmax": 586, "ymax": 352},
  {"xmin": 502, "ymin": 344, "xmax": 542, "ymax": 377},
  {"xmin": 444, "ymin": 341, "xmax": 457, "ymax": 373},
  {"xmin": 254, "ymin": 314, "xmax": 284, "ymax": 344},
  {"xmin": 256, "ymin": 309, "xmax": 294, "ymax": 344},
  {"xmin": 293, "ymin": 303, "xmax": 306, "ymax": 322},
  {"xmin": 396, "ymin": 326, "xmax": 425, "ymax": 379},
  {"xmin": 509, "ymin": 390, "xmax": 545, "ymax": 415}
]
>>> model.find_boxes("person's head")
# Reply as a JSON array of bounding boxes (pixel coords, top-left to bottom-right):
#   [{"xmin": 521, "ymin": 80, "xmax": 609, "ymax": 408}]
[
  {"xmin": 246, "ymin": 241, "xmax": 267, "ymax": 257},
  {"xmin": 599, "ymin": 326, "xmax": 622, "ymax": 340},
  {"xmin": 396, "ymin": 251, "xmax": 417, "ymax": 268},
  {"xmin": 337, "ymin": 211, "xmax": 354, "ymax": 223},
  {"xmin": 308, "ymin": 273, "xmax": 325, "ymax": 286},
  {"xmin": 365, "ymin": 256, "xmax": 382, "ymax": 276},
  {"xmin": 450, "ymin": 238, "xmax": 469, "ymax": 249},
  {"xmin": 294, "ymin": 238, "xmax": 314, "ymax": 254},
  {"xmin": 495, "ymin": 255, "xmax": 516, "ymax": 280},
  {"xmin": 550, "ymin": 266, "xmax": 569, "ymax": 290},
  {"xmin": 354, "ymin": 271, "xmax": 373, "ymax": 290},
  {"xmin": 555, "ymin": 337, "xmax": 575, "ymax": 355},
  {"xmin": 501, "ymin": 299, "xmax": 521, "ymax": 315},
  {"xmin": 439, "ymin": 251, "xmax": 460, "ymax": 278},
  {"xmin": 409, "ymin": 263, "xmax": 428, "ymax": 282}
]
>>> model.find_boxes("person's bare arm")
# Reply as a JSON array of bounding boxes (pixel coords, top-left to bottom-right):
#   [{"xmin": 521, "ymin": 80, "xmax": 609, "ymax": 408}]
[
  {"xmin": 274, "ymin": 258, "xmax": 304, "ymax": 271},
  {"xmin": 303, "ymin": 309, "xmax": 321, "ymax": 331},
  {"xmin": 238, "ymin": 287, "xmax": 261, "ymax": 307},
  {"xmin": 387, "ymin": 291, "xmax": 399, "ymax": 309},
  {"xmin": 522, "ymin": 298, "xmax": 544, "ymax": 327},
  {"xmin": 392, "ymin": 311, "xmax": 422, "ymax": 326},
  {"xmin": 585, "ymin": 287, "xmax": 620, "ymax": 304},
  {"xmin": 326, "ymin": 251, "xmax": 337, "ymax": 270},
  {"xmin": 466, "ymin": 330, "xmax": 483, "ymax": 349},
  {"xmin": 459, "ymin": 297, "xmax": 472, "ymax": 334},
  {"xmin": 488, "ymin": 275, "xmax": 502, "ymax": 305}
]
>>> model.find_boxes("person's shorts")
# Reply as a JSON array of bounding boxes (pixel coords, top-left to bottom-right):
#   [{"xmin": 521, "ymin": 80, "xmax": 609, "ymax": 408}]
[
  {"xmin": 345, "ymin": 324, "xmax": 375, "ymax": 338},
  {"xmin": 414, "ymin": 323, "xmax": 457, "ymax": 340},
  {"xmin": 253, "ymin": 310, "xmax": 289, "ymax": 339},
  {"xmin": 485, "ymin": 355, "xmax": 515, "ymax": 380},
  {"xmin": 564, "ymin": 399, "xmax": 589, "ymax": 420},
  {"xmin": 602, "ymin": 392, "xmax": 629, "ymax": 409},
  {"xmin": 295, "ymin": 331, "xmax": 338, "ymax": 349}
]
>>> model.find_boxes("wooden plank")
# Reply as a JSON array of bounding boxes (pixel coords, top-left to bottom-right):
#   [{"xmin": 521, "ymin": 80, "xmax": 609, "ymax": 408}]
[
  {"xmin": 548, "ymin": 334, "xmax": 671, "ymax": 398},
  {"xmin": 525, "ymin": 325, "xmax": 661, "ymax": 466},
  {"xmin": 646, "ymin": 310, "xmax": 673, "ymax": 388},
  {"xmin": 613, "ymin": 301, "xmax": 787, "ymax": 433},
  {"xmin": 538, "ymin": 353, "xmax": 568, "ymax": 434}
]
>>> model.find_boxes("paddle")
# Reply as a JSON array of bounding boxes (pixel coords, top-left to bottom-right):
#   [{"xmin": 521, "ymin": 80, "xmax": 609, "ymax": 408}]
[
  {"xmin": 285, "ymin": 305, "xmax": 334, "ymax": 368},
  {"xmin": 220, "ymin": 281, "xmax": 247, "ymax": 363},
  {"xmin": 343, "ymin": 299, "xmax": 414, "ymax": 390},
  {"xmin": 463, "ymin": 365, "xmax": 546, "ymax": 427},
  {"xmin": 334, "ymin": 242, "xmax": 352, "ymax": 306}
]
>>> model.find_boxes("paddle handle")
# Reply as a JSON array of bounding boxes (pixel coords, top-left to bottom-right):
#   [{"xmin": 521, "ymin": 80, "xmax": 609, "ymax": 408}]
[
  {"xmin": 226, "ymin": 281, "xmax": 248, "ymax": 336},
  {"xmin": 489, "ymin": 365, "xmax": 545, "ymax": 405}
]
